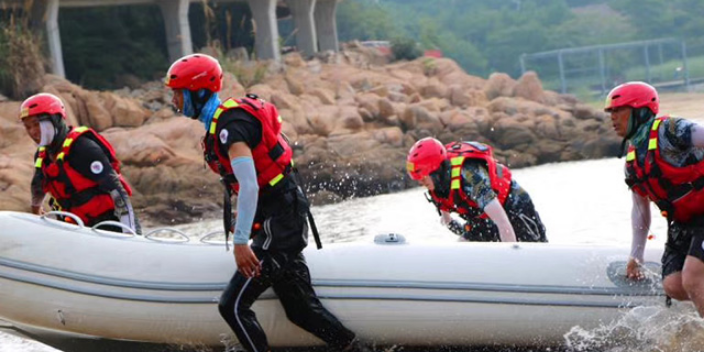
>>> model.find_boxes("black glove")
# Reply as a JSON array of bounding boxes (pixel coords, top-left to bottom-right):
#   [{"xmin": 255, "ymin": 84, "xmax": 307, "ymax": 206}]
[{"xmin": 447, "ymin": 220, "xmax": 466, "ymax": 236}]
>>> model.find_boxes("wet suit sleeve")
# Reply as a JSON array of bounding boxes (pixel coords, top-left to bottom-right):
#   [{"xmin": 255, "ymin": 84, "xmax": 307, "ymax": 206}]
[
  {"xmin": 30, "ymin": 150, "xmax": 45, "ymax": 209},
  {"xmin": 665, "ymin": 118, "xmax": 697, "ymax": 150},
  {"xmin": 219, "ymin": 109, "xmax": 262, "ymax": 150},
  {"xmin": 459, "ymin": 162, "xmax": 497, "ymax": 211},
  {"xmin": 68, "ymin": 137, "xmax": 140, "ymax": 234},
  {"xmin": 218, "ymin": 109, "xmax": 262, "ymax": 245},
  {"xmin": 460, "ymin": 161, "xmax": 516, "ymax": 242}
]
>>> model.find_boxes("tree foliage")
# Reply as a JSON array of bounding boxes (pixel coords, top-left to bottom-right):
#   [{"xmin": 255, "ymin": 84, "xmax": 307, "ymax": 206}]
[{"xmin": 337, "ymin": 0, "xmax": 704, "ymax": 78}]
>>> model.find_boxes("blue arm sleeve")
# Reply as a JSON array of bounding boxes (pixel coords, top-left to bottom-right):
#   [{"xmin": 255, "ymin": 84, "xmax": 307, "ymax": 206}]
[{"xmin": 231, "ymin": 157, "xmax": 259, "ymax": 244}]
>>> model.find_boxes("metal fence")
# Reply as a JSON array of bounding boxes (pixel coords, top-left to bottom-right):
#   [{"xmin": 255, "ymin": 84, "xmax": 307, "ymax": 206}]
[{"xmin": 520, "ymin": 39, "xmax": 704, "ymax": 97}]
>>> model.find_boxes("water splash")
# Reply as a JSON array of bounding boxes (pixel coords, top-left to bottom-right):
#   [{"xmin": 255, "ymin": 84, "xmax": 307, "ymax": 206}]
[{"xmin": 564, "ymin": 304, "xmax": 704, "ymax": 352}]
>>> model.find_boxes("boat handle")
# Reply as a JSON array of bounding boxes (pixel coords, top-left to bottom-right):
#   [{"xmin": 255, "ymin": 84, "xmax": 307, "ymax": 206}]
[
  {"xmin": 200, "ymin": 230, "xmax": 228, "ymax": 245},
  {"xmin": 91, "ymin": 221, "xmax": 137, "ymax": 237},
  {"xmin": 144, "ymin": 228, "xmax": 190, "ymax": 243},
  {"xmin": 40, "ymin": 211, "xmax": 85, "ymax": 228}
]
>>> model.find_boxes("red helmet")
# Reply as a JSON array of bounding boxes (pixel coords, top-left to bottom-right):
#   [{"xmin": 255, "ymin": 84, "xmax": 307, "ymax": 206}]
[
  {"xmin": 406, "ymin": 138, "xmax": 447, "ymax": 181},
  {"xmin": 20, "ymin": 93, "xmax": 66, "ymax": 120},
  {"xmin": 165, "ymin": 54, "xmax": 223, "ymax": 92},
  {"xmin": 604, "ymin": 81, "xmax": 659, "ymax": 114}
]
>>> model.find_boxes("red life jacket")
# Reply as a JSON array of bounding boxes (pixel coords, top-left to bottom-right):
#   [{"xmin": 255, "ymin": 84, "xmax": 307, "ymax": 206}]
[
  {"xmin": 36, "ymin": 126, "xmax": 133, "ymax": 225},
  {"xmin": 429, "ymin": 141, "xmax": 513, "ymax": 219},
  {"xmin": 203, "ymin": 95, "xmax": 293, "ymax": 193},
  {"xmin": 625, "ymin": 116, "xmax": 704, "ymax": 222}
]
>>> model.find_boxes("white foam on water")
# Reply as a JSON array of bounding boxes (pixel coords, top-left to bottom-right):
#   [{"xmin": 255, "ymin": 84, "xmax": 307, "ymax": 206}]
[{"xmin": 565, "ymin": 304, "xmax": 704, "ymax": 352}]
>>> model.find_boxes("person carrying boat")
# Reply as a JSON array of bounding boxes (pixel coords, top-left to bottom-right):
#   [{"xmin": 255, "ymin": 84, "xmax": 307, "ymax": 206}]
[
  {"xmin": 164, "ymin": 54, "xmax": 371, "ymax": 352},
  {"xmin": 20, "ymin": 93, "xmax": 140, "ymax": 234},
  {"xmin": 406, "ymin": 138, "xmax": 547, "ymax": 243},
  {"xmin": 605, "ymin": 81, "xmax": 704, "ymax": 316}
]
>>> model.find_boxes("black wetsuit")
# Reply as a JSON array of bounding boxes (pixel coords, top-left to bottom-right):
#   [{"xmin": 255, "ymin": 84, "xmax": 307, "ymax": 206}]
[{"xmin": 215, "ymin": 109, "xmax": 356, "ymax": 352}]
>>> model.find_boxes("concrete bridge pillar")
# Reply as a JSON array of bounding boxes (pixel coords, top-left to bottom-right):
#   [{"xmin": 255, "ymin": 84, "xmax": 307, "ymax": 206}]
[
  {"xmin": 31, "ymin": 0, "xmax": 65, "ymax": 77},
  {"xmin": 314, "ymin": 0, "xmax": 339, "ymax": 52},
  {"xmin": 247, "ymin": 0, "xmax": 280, "ymax": 62},
  {"xmin": 285, "ymin": 0, "xmax": 317, "ymax": 57},
  {"xmin": 158, "ymin": 0, "xmax": 192, "ymax": 63}
]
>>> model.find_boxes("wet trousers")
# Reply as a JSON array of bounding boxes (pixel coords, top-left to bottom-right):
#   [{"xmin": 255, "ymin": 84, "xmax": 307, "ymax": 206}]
[{"xmin": 218, "ymin": 249, "xmax": 356, "ymax": 352}]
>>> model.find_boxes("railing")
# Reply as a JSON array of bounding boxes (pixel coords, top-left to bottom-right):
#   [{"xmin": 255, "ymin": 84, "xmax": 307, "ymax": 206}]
[{"xmin": 40, "ymin": 210, "xmax": 226, "ymax": 245}]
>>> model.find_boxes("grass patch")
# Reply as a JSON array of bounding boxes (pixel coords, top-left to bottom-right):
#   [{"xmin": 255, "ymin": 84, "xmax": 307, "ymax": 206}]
[{"xmin": 0, "ymin": 7, "xmax": 46, "ymax": 99}]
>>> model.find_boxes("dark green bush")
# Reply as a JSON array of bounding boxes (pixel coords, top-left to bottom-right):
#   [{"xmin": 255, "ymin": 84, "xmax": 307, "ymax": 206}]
[{"xmin": 391, "ymin": 37, "xmax": 421, "ymax": 61}]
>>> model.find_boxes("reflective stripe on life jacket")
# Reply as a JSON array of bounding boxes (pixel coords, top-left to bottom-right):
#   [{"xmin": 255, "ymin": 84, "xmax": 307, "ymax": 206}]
[
  {"xmin": 625, "ymin": 116, "xmax": 704, "ymax": 222},
  {"xmin": 35, "ymin": 126, "xmax": 132, "ymax": 225},
  {"xmin": 430, "ymin": 141, "xmax": 512, "ymax": 219},
  {"xmin": 203, "ymin": 95, "xmax": 293, "ymax": 193}
]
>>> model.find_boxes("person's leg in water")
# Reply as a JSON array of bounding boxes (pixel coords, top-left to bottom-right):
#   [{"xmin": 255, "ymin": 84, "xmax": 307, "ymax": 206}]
[
  {"xmin": 682, "ymin": 227, "xmax": 704, "ymax": 316},
  {"xmin": 218, "ymin": 253, "xmax": 274, "ymax": 352}
]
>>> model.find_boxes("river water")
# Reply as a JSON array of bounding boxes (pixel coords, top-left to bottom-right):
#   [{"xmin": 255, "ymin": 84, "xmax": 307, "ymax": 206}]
[{"xmin": 4, "ymin": 157, "xmax": 704, "ymax": 352}]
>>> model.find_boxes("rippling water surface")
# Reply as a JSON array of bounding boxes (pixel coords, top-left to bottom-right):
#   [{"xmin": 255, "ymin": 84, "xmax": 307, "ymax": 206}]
[{"xmin": 5, "ymin": 158, "xmax": 704, "ymax": 352}]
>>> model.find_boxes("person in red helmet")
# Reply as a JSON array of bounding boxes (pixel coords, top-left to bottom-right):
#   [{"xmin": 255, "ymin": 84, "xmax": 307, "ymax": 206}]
[
  {"xmin": 21, "ymin": 93, "xmax": 140, "ymax": 234},
  {"xmin": 606, "ymin": 81, "xmax": 704, "ymax": 316},
  {"xmin": 165, "ymin": 54, "xmax": 371, "ymax": 352},
  {"xmin": 407, "ymin": 138, "xmax": 547, "ymax": 243}
]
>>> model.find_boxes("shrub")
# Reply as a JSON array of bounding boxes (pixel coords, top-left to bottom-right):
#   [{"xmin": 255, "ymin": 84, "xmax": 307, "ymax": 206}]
[
  {"xmin": 0, "ymin": 13, "xmax": 46, "ymax": 99},
  {"xmin": 390, "ymin": 36, "xmax": 421, "ymax": 61}
]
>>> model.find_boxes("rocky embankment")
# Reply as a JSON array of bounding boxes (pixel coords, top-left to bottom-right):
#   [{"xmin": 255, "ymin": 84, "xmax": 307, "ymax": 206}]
[{"xmin": 0, "ymin": 44, "xmax": 619, "ymax": 225}]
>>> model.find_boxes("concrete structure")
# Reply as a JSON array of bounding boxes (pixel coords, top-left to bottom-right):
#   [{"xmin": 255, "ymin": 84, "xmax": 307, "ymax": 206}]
[
  {"xmin": 2, "ymin": 0, "xmax": 343, "ymax": 78},
  {"xmin": 285, "ymin": 0, "xmax": 317, "ymax": 57},
  {"xmin": 247, "ymin": 0, "xmax": 281, "ymax": 62},
  {"xmin": 158, "ymin": 0, "xmax": 192, "ymax": 65},
  {"xmin": 315, "ymin": 0, "xmax": 339, "ymax": 52}
]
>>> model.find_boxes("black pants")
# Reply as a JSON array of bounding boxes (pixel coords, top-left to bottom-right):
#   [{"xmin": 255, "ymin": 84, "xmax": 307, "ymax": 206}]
[
  {"xmin": 662, "ymin": 217, "xmax": 704, "ymax": 277},
  {"xmin": 218, "ymin": 249, "xmax": 356, "ymax": 352}
]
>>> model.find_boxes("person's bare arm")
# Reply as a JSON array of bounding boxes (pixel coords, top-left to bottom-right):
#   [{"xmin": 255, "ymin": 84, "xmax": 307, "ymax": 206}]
[
  {"xmin": 484, "ymin": 198, "xmax": 517, "ymax": 242},
  {"xmin": 627, "ymin": 191, "xmax": 651, "ymax": 280}
]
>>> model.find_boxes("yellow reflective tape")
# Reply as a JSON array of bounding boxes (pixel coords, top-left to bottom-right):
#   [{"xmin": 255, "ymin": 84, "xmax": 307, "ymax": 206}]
[
  {"xmin": 652, "ymin": 119, "xmax": 662, "ymax": 131},
  {"xmin": 210, "ymin": 109, "xmax": 224, "ymax": 134},
  {"xmin": 57, "ymin": 152, "xmax": 65, "ymax": 161},
  {"xmin": 278, "ymin": 115, "xmax": 283, "ymax": 123},
  {"xmin": 406, "ymin": 162, "xmax": 415, "ymax": 172},
  {"xmin": 269, "ymin": 173, "xmax": 284, "ymax": 186},
  {"xmin": 223, "ymin": 100, "xmax": 239, "ymax": 108},
  {"xmin": 34, "ymin": 157, "xmax": 43, "ymax": 168},
  {"xmin": 291, "ymin": 160, "xmax": 295, "ymax": 167},
  {"xmin": 20, "ymin": 107, "xmax": 29, "ymax": 119},
  {"xmin": 626, "ymin": 150, "xmax": 635, "ymax": 162},
  {"xmin": 63, "ymin": 138, "xmax": 73, "ymax": 148},
  {"xmin": 75, "ymin": 126, "xmax": 89, "ymax": 133},
  {"xmin": 451, "ymin": 157, "xmax": 464, "ymax": 166},
  {"xmin": 38, "ymin": 147, "xmax": 45, "ymax": 152},
  {"xmin": 648, "ymin": 138, "xmax": 657, "ymax": 150},
  {"xmin": 451, "ymin": 167, "xmax": 461, "ymax": 178},
  {"xmin": 451, "ymin": 179, "xmax": 460, "ymax": 189}
]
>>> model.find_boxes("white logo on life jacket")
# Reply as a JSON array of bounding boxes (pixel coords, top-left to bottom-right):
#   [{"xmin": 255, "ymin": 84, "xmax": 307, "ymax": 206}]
[
  {"xmin": 90, "ymin": 161, "xmax": 104, "ymax": 174},
  {"xmin": 219, "ymin": 129, "xmax": 229, "ymax": 145}
]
